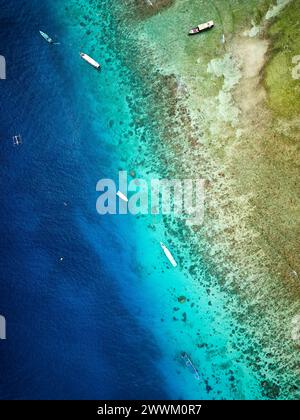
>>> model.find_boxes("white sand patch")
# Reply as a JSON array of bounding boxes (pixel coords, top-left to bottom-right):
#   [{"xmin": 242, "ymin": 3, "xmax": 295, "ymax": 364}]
[
  {"xmin": 231, "ymin": 37, "xmax": 269, "ymax": 113},
  {"xmin": 291, "ymin": 314, "xmax": 300, "ymax": 341},
  {"xmin": 204, "ymin": 54, "xmax": 242, "ymax": 131},
  {"xmin": 238, "ymin": 38, "xmax": 269, "ymax": 78},
  {"xmin": 243, "ymin": 20, "xmax": 261, "ymax": 38},
  {"xmin": 207, "ymin": 53, "xmax": 241, "ymax": 91},
  {"xmin": 265, "ymin": 0, "xmax": 292, "ymax": 20},
  {"xmin": 243, "ymin": 0, "xmax": 292, "ymax": 39}
]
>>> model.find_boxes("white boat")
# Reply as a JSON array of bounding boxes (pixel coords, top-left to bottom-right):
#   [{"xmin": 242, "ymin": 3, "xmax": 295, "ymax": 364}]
[
  {"xmin": 188, "ymin": 20, "xmax": 214, "ymax": 35},
  {"xmin": 117, "ymin": 191, "xmax": 128, "ymax": 202},
  {"xmin": 160, "ymin": 242, "xmax": 177, "ymax": 268},
  {"xmin": 39, "ymin": 31, "xmax": 53, "ymax": 43},
  {"xmin": 39, "ymin": 31, "xmax": 60, "ymax": 45},
  {"xmin": 80, "ymin": 52, "xmax": 101, "ymax": 70}
]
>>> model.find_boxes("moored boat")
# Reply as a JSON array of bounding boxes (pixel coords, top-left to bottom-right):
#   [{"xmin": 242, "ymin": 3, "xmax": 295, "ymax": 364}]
[
  {"xmin": 80, "ymin": 52, "xmax": 101, "ymax": 70},
  {"xmin": 39, "ymin": 30, "xmax": 54, "ymax": 44},
  {"xmin": 188, "ymin": 20, "xmax": 214, "ymax": 35},
  {"xmin": 160, "ymin": 242, "xmax": 177, "ymax": 268}
]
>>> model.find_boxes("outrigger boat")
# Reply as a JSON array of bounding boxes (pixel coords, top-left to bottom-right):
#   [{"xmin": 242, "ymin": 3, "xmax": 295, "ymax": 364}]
[
  {"xmin": 39, "ymin": 31, "xmax": 59, "ymax": 44},
  {"xmin": 181, "ymin": 352, "xmax": 200, "ymax": 380},
  {"xmin": 160, "ymin": 242, "xmax": 177, "ymax": 268},
  {"xmin": 80, "ymin": 52, "xmax": 101, "ymax": 70},
  {"xmin": 188, "ymin": 20, "xmax": 214, "ymax": 35},
  {"xmin": 12, "ymin": 134, "xmax": 22, "ymax": 146}
]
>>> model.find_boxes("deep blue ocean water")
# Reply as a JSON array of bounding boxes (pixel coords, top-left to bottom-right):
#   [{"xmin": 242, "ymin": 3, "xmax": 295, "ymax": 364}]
[{"xmin": 0, "ymin": 0, "xmax": 170, "ymax": 400}]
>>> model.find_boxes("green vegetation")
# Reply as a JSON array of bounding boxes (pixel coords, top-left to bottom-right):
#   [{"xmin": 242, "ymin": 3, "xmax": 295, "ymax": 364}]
[{"xmin": 265, "ymin": 0, "xmax": 300, "ymax": 118}]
